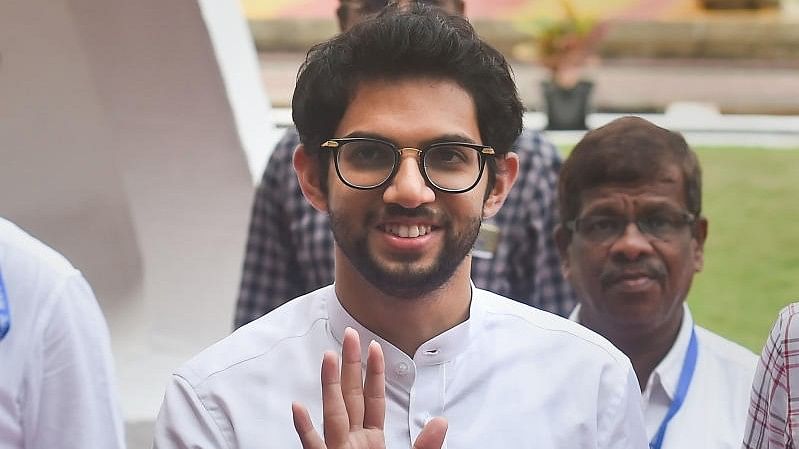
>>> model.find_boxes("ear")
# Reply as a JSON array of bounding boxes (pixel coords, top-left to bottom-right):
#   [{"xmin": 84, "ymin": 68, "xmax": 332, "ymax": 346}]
[
  {"xmin": 554, "ymin": 224, "xmax": 572, "ymax": 280},
  {"xmin": 482, "ymin": 152, "xmax": 519, "ymax": 219},
  {"xmin": 692, "ymin": 216, "xmax": 708, "ymax": 272},
  {"xmin": 293, "ymin": 144, "xmax": 329, "ymax": 213}
]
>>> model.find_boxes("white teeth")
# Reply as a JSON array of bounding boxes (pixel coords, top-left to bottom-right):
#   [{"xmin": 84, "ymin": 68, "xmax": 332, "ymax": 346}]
[{"xmin": 385, "ymin": 224, "xmax": 431, "ymax": 238}]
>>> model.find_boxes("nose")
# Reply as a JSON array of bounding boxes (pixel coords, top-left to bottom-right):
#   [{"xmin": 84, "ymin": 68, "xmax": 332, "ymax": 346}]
[
  {"xmin": 609, "ymin": 221, "xmax": 655, "ymax": 262},
  {"xmin": 382, "ymin": 152, "xmax": 435, "ymax": 208}
]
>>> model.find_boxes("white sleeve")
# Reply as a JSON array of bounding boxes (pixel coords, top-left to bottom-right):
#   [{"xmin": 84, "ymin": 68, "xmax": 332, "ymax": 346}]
[
  {"xmin": 598, "ymin": 362, "xmax": 649, "ymax": 449},
  {"xmin": 27, "ymin": 272, "xmax": 126, "ymax": 449},
  {"xmin": 153, "ymin": 374, "xmax": 232, "ymax": 449}
]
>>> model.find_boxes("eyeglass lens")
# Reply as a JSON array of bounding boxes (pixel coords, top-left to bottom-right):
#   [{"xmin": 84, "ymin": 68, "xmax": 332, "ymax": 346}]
[
  {"xmin": 575, "ymin": 211, "xmax": 693, "ymax": 243},
  {"xmin": 336, "ymin": 140, "xmax": 482, "ymax": 191}
]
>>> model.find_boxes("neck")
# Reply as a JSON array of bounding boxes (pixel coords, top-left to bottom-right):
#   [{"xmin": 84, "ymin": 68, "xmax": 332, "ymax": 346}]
[
  {"xmin": 333, "ymin": 248, "xmax": 473, "ymax": 357},
  {"xmin": 580, "ymin": 305, "xmax": 684, "ymax": 390}
]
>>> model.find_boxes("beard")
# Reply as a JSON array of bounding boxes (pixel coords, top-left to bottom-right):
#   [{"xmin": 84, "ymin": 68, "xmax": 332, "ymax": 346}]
[{"xmin": 330, "ymin": 205, "xmax": 481, "ymax": 299}]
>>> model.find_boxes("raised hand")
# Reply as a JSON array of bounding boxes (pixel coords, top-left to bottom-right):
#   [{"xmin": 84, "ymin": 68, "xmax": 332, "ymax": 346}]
[{"xmin": 292, "ymin": 327, "xmax": 447, "ymax": 449}]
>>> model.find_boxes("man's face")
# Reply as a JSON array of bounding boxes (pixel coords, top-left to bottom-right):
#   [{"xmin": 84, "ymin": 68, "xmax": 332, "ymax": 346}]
[
  {"xmin": 558, "ymin": 166, "xmax": 707, "ymax": 334},
  {"xmin": 324, "ymin": 77, "xmax": 497, "ymax": 298},
  {"xmin": 338, "ymin": 0, "xmax": 464, "ymax": 31}
]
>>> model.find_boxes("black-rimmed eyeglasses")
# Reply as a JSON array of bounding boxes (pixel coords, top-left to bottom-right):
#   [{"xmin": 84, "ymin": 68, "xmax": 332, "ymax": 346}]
[
  {"xmin": 321, "ymin": 137, "xmax": 495, "ymax": 193},
  {"xmin": 566, "ymin": 210, "xmax": 697, "ymax": 244}
]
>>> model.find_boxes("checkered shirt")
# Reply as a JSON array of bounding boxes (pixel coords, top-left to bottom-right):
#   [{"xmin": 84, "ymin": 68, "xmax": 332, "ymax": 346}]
[
  {"xmin": 234, "ymin": 126, "xmax": 576, "ymax": 328},
  {"xmin": 743, "ymin": 303, "xmax": 799, "ymax": 449}
]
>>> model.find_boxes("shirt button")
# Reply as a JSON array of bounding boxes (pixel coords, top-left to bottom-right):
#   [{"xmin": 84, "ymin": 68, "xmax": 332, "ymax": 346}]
[{"xmin": 395, "ymin": 362, "xmax": 409, "ymax": 376}]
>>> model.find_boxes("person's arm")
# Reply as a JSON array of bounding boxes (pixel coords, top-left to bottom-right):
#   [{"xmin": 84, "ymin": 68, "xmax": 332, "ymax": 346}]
[
  {"xmin": 235, "ymin": 129, "xmax": 305, "ymax": 328},
  {"xmin": 596, "ymin": 359, "xmax": 649, "ymax": 449},
  {"xmin": 292, "ymin": 328, "xmax": 447, "ymax": 449},
  {"xmin": 742, "ymin": 304, "xmax": 798, "ymax": 449},
  {"xmin": 28, "ymin": 273, "xmax": 125, "ymax": 449},
  {"xmin": 152, "ymin": 374, "xmax": 232, "ymax": 449}
]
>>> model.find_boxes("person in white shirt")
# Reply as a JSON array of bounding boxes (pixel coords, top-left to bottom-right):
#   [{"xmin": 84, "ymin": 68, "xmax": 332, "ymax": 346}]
[
  {"xmin": 0, "ymin": 217, "xmax": 126, "ymax": 449},
  {"xmin": 555, "ymin": 116, "xmax": 758, "ymax": 449},
  {"xmin": 152, "ymin": 6, "xmax": 648, "ymax": 449}
]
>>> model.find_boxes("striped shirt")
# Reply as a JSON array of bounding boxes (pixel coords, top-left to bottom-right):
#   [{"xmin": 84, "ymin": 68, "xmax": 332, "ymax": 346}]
[{"xmin": 743, "ymin": 303, "xmax": 799, "ymax": 449}]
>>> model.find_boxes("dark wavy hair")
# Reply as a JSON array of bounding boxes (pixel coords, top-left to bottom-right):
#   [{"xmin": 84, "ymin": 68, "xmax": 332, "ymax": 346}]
[
  {"xmin": 293, "ymin": 3, "xmax": 523, "ymax": 186},
  {"xmin": 559, "ymin": 116, "xmax": 702, "ymax": 228}
]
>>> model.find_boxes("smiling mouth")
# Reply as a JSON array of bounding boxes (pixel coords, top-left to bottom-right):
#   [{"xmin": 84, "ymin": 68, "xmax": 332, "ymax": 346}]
[{"xmin": 380, "ymin": 224, "xmax": 433, "ymax": 238}]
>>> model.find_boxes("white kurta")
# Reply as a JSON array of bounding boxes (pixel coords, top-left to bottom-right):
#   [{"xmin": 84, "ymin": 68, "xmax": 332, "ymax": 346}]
[
  {"xmin": 0, "ymin": 218, "xmax": 125, "ymax": 449},
  {"xmin": 154, "ymin": 285, "xmax": 648, "ymax": 449}
]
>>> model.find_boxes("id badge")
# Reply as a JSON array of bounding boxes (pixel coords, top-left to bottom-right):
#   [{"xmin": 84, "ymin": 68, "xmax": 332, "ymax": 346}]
[{"xmin": 472, "ymin": 222, "xmax": 500, "ymax": 260}]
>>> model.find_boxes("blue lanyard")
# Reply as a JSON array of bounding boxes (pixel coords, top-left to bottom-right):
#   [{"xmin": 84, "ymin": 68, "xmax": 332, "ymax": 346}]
[
  {"xmin": 649, "ymin": 327, "xmax": 698, "ymax": 449},
  {"xmin": 0, "ymin": 269, "xmax": 9, "ymax": 340}
]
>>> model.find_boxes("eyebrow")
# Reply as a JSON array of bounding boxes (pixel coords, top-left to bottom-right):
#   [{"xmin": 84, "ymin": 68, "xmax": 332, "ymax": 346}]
[
  {"xmin": 581, "ymin": 199, "xmax": 685, "ymax": 217},
  {"xmin": 341, "ymin": 131, "xmax": 480, "ymax": 147}
]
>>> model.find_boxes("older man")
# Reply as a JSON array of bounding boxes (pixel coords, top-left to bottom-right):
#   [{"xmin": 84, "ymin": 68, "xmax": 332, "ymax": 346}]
[
  {"xmin": 555, "ymin": 116, "xmax": 758, "ymax": 449},
  {"xmin": 154, "ymin": 7, "xmax": 646, "ymax": 449}
]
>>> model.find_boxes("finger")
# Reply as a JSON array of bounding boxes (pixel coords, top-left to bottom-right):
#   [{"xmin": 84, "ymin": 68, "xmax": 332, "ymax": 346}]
[
  {"xmin": 413, "ymin": 417, "xmax": 448, "ymax": 449},
  {"xmin": 320, "ymin": 351, "xmax": 350, "ymax": 448},
  {"xmin": 362, "ymin": 340, "xmax": 386, "ymax": 430},
  {"xmin": 340, "ymin": 327, "xmax": 365, "ymax": 430},
  {"xmin": 292, "ymin": 402, "xmax": 327, "ymax": 449}
]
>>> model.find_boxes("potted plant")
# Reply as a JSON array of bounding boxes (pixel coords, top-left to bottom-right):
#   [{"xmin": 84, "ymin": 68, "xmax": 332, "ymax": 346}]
[{"xmin": 514, "ymin": 0, "xmax": 606, "ymax": 130}]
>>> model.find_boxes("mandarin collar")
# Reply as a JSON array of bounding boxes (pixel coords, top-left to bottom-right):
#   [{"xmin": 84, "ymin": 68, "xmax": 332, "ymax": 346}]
[{"xmin": 327, "ymin": 283, "xmax": 479, "ymax": 368}]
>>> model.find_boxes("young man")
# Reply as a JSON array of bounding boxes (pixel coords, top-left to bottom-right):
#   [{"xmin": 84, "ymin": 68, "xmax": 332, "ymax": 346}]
[
  {"xmin": 153, "ymin": 7, "xmax": 646, "ymax": 448},
  {"xmin": 234, "ymin": 0, "xmax": 574, "ymax": 329},
  {"xmin": 555, "ymin": 116, "xmax": 758, "ymax": 449},
  {"xmin": 0, "ymin": 217, "xmax": 126, "ymax": 449}
]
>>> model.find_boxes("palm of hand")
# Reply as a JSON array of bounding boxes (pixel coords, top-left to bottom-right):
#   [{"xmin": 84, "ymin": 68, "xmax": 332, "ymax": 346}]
[{"xmin": 292, "ymin": 328, "xmax": 446, "ymax": 449}]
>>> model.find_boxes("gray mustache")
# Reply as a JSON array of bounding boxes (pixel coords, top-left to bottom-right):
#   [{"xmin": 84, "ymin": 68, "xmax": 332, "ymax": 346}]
[{"xmin": 600, "ymin": 260, "xmax": 667, "ymax": 287}]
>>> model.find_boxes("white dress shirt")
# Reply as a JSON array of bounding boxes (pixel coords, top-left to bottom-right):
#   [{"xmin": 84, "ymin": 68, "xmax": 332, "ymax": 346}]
[
  {"xmin": 154, "ymin": 284, "xmax": 648, "ymax": 449},
  {"xmin": 570, "ymin": 303, "xmax": 757, "ymax": 449},
  {"xmin": 0, "ymin": 218, "xmax": 125, "ymax": 449}
]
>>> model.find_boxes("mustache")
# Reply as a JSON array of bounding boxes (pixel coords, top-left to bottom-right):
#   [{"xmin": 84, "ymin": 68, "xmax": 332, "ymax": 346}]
[
  {"xmin": 599, "ymin": 260, "xmax": 667, "ymax": 288},
  {"xmin": 380, "ymin": 204, "xmax": 439, "ymax": 222}
]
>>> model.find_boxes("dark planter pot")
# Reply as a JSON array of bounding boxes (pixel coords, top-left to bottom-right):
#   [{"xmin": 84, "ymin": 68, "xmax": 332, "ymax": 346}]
[{"xmin": 541, "ymin": 80, "xmax": 594, "ymax": 131}]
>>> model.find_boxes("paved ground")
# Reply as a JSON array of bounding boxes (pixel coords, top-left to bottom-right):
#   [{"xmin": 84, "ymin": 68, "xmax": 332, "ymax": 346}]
[{"xmin": 260, "ymin": 51, "xmax": 799, "ymax": 115}]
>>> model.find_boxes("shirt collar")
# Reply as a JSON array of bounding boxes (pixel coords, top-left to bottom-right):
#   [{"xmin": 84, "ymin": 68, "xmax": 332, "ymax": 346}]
[
  {"xmin": 646, "ymin": 304, "xmax": 694, "ymax": 401},
  {"xmin": 326, "ymin": 283, "xmax": 479, "ymax": 368},
  {"xmin": 569, "ymin": 303, "xmax": 694, "ymax": 401}
]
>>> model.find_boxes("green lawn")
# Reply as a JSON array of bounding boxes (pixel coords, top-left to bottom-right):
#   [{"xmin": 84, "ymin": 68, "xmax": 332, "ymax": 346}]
[
  {"xmin": 689, "ymin": 146, "xmax": 799, "ymax": 353},
  {"xmin": 559, "ymin": 145, "xmax": 799, "ymax": 353}
]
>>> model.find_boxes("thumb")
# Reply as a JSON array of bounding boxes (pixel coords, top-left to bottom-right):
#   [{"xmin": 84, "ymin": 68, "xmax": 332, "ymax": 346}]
[{"xmin": 412, "ymin": 417, "xmax": 447, "ymax": 449}]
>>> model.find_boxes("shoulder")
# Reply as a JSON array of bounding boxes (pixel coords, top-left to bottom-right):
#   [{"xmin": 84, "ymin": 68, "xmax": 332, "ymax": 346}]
[
  {"xmin": 176, "ymin": 288, "xmax": 330, "ymax": 386},
  {"xmin": 695, "ymin": 325, "xmax": 758, "ymax": 372},
  {"xmin": 473, "ymin": 288, "xmax": 630, "ymax": 366},
  {"xmin": 0, "ymin": 218, "xmax": 85, "ymax": 314},
  {"xmin": 0, "ymin": 218, "xmax": 78, "ymax": 280},
  {"xmin": 513, "ymin": 128, "xmax": 562, "ymax": 167},
  {"xmin": 775, "ymin": 303, "xmax": 799, "ymax": 339},
  {"xmin": 269, "ymin": 127, "xmax": 300, "ymax": 161}
]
